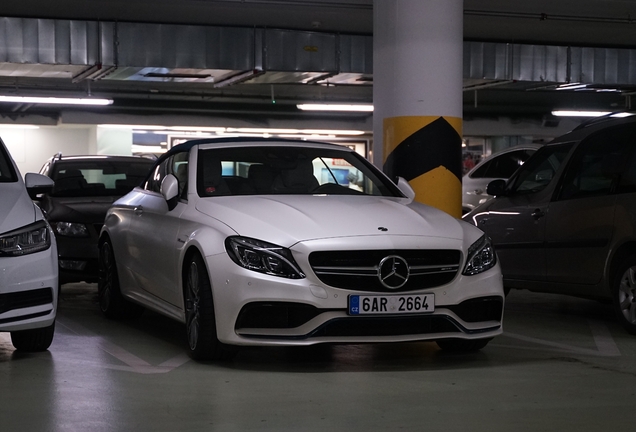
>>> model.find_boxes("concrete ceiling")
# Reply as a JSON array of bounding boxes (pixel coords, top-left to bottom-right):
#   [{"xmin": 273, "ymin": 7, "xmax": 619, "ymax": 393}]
[{"xmin": 1, "ymin": 0, "xmax": 636, "ymax": 126}]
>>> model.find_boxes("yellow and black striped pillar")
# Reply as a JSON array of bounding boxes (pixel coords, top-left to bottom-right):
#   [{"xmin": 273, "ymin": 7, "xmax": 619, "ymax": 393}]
[
  {"xmin": 383, "ymin": 116, "xmax": 462, "ymax": 217},
  {"xmin": 373, "ymin": 0, "xmax": 463, "ymax": 218}
]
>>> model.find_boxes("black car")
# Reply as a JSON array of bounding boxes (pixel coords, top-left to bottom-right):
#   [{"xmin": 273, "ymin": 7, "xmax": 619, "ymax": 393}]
[{"xmin": 38, "ymin": 154, "xmax": 155, "ymax": 285}]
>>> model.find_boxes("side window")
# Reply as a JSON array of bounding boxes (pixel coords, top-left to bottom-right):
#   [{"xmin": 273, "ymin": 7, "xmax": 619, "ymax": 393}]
[
  {"xmin": 471, "ymin": 150, "xmax": 535, "ymax": 179},
  {"xmin": 509, "ymin": 144, "xmax": 573, "ymax": 195},
  {"xmin": 487, "ymin": 150, "xmax": 533, "ymax": 178},
  {"xmin": 470, "ymin": 160, "xmax": 493, "ymax": 178},
  {"xmin": 144, "ymin": 159, "xmax": 169, "ymax": 193},
  {"xmin": 558, "ymin": 126, "xmax": 635, "ymax": 200},
  {"xmin": 171, "ymin": 152, "xmax": 189, "ymax": 199}
]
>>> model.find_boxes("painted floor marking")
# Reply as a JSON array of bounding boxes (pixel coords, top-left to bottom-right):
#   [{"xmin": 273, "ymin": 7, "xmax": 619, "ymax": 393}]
[
  {"xmin": 56, "ymin": 316, "xmax": 191, "ymax": 374},
  {"xmin": 502, "ymin": 319, "xmax": 621, "ymax": 357}
]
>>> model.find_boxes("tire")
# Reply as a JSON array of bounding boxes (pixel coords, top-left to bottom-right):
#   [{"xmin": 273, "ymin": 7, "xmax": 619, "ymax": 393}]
[
  {"xmin": 611, "ymin": 255, "xmax": 636, "ymax": 334},
  {"xmin": 184, "ymin": 253, "xmax": 235, "ymax": 361},
  {"xmin": 436, "ymin": 338, "xmax": 492, "ymax": 353},
  {"xmin": 98, "ymin": 239, "xmax": 144, "ymax": 319},
  {"xmin": 11, "ymin": 321, "xmax": 55, "ymax": 352}
]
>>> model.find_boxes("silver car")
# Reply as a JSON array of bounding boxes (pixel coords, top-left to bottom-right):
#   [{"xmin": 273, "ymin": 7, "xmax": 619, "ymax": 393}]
[
  {"xmin": 464, "ymin": 115, "xmax": 636, "ymax": 334},
  {"xmin": 462, "ymin": 145, "xmax": 541, "ymax": 214}
]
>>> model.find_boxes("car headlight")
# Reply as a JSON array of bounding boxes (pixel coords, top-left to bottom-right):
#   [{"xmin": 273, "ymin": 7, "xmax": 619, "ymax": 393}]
[
  {"xmin": 0, "ymin": 220, "xmax": 52, "ymax": 257},
  {"xmin": 53, "ymin": 222, "xmax": 89, "ymax": 237},
  {"xmin": 225, "ymin": 236, "xmax": 306, "ymax": 279},
  {"xmin": 462, "ymin": 235, "xmax": 497, "ymax": 276}
]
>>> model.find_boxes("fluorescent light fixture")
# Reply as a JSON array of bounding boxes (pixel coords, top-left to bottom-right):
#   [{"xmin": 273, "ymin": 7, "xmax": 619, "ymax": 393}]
[
  {"xmin": 556, "ymin": 83, "xmax": 588, "ymax": 91},
  {"xmin": 0, "ymin": 124, "xmax": 40, "ymax": 129},
  {"xmin": 551, "ymin": 110, "xmax": 611, "ymax": 117},
  {"xmin": 0, "ymin": 96, "xmax": 113, "ymax": 105},
  {"xmin": 297, "ymin": 104, "xmax": 374, "ymax": 112},
  {"xmin": 99, "ymin": 124, "xmax": 225, "ymax": 132},
  {"xmin": 225, "ymin": 127, "xmax": 365, "ymax": 136},
  {"xmin": 100, "ymin": 124, "xmax": 367, "ymax": 138}
]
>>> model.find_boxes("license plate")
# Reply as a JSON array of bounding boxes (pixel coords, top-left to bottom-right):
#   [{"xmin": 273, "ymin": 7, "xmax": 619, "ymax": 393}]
[{"xmin": 348, "ymin": 294, "xmax": 434, "ymax": 315}]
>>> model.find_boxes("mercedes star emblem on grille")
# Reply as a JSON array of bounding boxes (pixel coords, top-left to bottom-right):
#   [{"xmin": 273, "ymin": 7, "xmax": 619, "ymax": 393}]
[{"xmin": 377, "ymin": 255, "xmax": 410, "ymax": 289}]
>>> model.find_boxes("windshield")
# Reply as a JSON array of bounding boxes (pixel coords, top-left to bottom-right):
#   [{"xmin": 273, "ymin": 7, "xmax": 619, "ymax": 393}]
[
  {"xmin": 197, "ymin": 146, "xmax": 402, "ymax": 197},
  {"xmin": 507, "ymin": 143, "xmax": 574, "ymax": 195},
  {"xmin": 51, "ymin": 159, "xmax": 154, "ymax": 197},
  {"xmin": 0, "ymin": 141, "xmax": 17, "ymax": 183}
]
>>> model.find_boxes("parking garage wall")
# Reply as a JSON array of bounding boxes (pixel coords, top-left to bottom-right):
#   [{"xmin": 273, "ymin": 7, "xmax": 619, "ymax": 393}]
[{"xmin": 1, "ymin": 126, "xmax": 92, "ymax": 175}]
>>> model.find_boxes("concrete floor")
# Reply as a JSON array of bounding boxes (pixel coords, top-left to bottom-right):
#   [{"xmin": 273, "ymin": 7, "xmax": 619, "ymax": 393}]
[{"xmin": 2, "ymin": 284, "xmax": 636, "ymax": 431}]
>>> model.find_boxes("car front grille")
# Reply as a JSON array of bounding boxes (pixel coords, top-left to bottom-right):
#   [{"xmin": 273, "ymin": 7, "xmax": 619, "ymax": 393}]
[{"xmin": 308, "ymin": 249, "xmax": 461, "ymax": 292}]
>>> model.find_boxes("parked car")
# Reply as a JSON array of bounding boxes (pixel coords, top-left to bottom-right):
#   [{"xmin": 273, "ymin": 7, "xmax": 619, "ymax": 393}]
[
  {"xmin": 462, "ymin": 145, "xmax": 541, "ymax": 214},
  {"xmin": 0, "ymin": 137, "xmax": 58, "ymax": 351},
  {"xmin": 98, "ymin": 137, "xmax": 503, "ymax": 360},
  {"xmin": 38, "ymin": 154, "xmax": 155, "ymax": 284},
  {"xmin": 464, "ymin": 114, "xmax": 636, "ymax": 334}
]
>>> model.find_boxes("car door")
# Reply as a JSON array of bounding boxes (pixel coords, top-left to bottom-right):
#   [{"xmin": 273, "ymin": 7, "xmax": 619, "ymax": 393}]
[
  {"xmin": 472, "ymin": 143, "xmax": 573, "ymax": 282},
  {"xmin": 127, "ymin": 151, "xmax": 189, "ymax": 307},
  {"xmin": 545, "ymin": 125, "xmax": 636, "ymax": 286}
]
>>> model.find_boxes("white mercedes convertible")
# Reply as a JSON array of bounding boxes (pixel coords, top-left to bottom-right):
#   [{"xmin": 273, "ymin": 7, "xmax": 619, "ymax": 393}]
[{"xmin": 99, "ymin": 138, "xmax": 503, "ymax": 360}]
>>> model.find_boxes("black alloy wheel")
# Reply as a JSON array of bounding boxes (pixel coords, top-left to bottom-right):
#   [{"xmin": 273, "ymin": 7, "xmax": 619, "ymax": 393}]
[
  {"xmin": 98, "ymin": 239, "xmax": 143, "ymax": 319},
  {"xmin": 184, "ymin": 253, "xmax": 234, "ymax": 361},
  {"xmin": 612, "ymin": 255, "xmax": 636, "ymax": 334}
]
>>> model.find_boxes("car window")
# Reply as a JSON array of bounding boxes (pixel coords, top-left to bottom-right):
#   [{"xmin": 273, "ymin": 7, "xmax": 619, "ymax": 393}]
[
  {"xmin": 197, "ymin": 146, "xmax": 402, "ymax": 197},
  {"xmin": 558, "ymin": 126, "xmax": 636, "ymax": 200},
  {"xmin": 0, "ymin": 142, "xmax": 17, "ymax": 182},
  {"xmin": 144, "ymin": 151, "xmax": 189, "ymax": 197},
  {"xmin": 145, "ymin": 158, "xmax": 169, "ymax": 193},
  {"xmin": 171, "ymin": 152, "xmax": 189, "ymax": 199},
  {"xmin": 471, "ymin": 149, "xmax": 535, "ymax": 179},
  {"xmin": 51, "ymin": 159, "xmax": 154, "ymax": 197},
  {"xmin": 508, "ymin": 143, "xmax": 574, "ymax": 195}
]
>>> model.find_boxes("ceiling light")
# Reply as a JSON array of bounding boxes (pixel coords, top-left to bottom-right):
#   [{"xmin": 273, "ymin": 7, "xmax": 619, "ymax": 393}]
[
  {"xmin": 297, "ymin": 104, "xmax": 374, "ymax": 112},
  {"xmin": 0, "ymin": 124, "xmax": 40, "ymax": 129},
  {"xmin": 551, "ymin": 110, "xmax": 611, "ymax": 117},
  {"xmin": 0, "ymin": 96, "xmax": 113, "ymax": 105},
  {"xmin": 556, "ymin": 83, "xmax": 588, "ymax": 91}
]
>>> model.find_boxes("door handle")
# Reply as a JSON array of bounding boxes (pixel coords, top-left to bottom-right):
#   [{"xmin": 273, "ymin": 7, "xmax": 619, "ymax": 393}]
[
  {"xmin": 531, "ymin": 209, "xmax": 545, "ymax": 220},
  {"xmin": 134, "ymin": 206, "xmax": 144, "ymax": 216}
]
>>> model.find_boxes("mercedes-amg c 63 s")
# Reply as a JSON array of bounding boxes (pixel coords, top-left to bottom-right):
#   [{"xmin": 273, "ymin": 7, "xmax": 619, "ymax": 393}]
[{"xmin": 98, "ymin": 138, "xmax": 503, "ymax": 360}]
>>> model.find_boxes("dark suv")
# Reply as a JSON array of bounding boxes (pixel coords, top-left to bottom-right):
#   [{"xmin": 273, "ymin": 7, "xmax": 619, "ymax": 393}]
[
  {"xmin": 38, "ymin": 154, "xmax": 155, "ymax": 285},
  {"xmin": 464, "ymin": 114, "xmax": 636, "ymax": 334}
]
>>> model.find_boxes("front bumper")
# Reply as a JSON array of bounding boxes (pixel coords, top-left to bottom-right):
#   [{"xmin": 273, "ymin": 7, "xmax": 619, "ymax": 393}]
[
  {"xmin": 55, "ymin": 234, "xmax": 99, "ymax": 283},
  {"xmin": 0, "ymin": 244, "xmax": 58, "ymax": 332},
  {"xmin": 206, "ymin": 251, "xmax": 504, "ymax": 347}
]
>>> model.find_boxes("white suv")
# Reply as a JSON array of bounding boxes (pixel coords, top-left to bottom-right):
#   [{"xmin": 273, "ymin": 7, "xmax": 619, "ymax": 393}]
[{"xmin": 0, "ymin": 137, "xmax": 58, "ymax": 351}]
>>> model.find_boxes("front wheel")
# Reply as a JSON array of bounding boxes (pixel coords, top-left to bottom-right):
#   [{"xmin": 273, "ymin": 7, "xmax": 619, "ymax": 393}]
[
  {"xmin": 612, "ymin": 255, "xmax": 636, "ymax": 334},
  {"xmin": 11, "ymin": 321, "xmax": 55, "ymax": 352},
  {"xmin": 184, "ymin": 254, "xmax": 235, "ymax": 361},
  {"xmin": 98, "ymin": 239, "xmax": 143, "ymax": 319},
  {"xmin": 436, "ymin": 338, "xmax": 492, "ymax": 353}
]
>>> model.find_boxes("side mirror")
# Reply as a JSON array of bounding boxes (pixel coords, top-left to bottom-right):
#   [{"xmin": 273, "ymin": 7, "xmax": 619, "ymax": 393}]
[
  {"xmin": 535, "ymin": 169, "xmax": 553, "ymax": 182},
  {"xmin": 161, "ymin": 174, "xmax": 179, "ymax": 210},
  {"xmin": 396, "ymin": 177, "xmax": 416, "ymax": 201},
  {"xmin": 25, "ymin": 173, "xmax": 54, "ymax": 199},
  {"xmin": 486, "ymin": 179, "xmax": 506, "ymax": 197}
]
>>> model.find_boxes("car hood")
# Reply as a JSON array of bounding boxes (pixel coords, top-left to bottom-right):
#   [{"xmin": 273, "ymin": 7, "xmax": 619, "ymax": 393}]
[
  {"xmin": 195, "ymin": 195, "xmax": 463, "ymax": 246},
  {"xmin": 42, "ymin": 195, "xmax": 120, "ymax": 223},
  {"xmin": 0, "ymin": 182, "xmax": 36, "ymax": 234}
]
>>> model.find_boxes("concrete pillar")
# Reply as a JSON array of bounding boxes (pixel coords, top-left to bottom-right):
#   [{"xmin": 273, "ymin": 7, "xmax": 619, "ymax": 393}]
[{"xmin": 373, "ymin": 0, "xmax": 463, "ymax": 217}]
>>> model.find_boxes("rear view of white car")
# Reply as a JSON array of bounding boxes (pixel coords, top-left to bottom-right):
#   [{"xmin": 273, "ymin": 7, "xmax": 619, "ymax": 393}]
[{"xmin": 0, "ymin": 137, "xmax": 58, "ymax": 351}]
